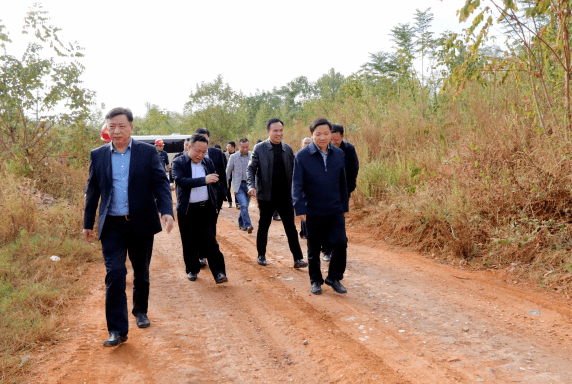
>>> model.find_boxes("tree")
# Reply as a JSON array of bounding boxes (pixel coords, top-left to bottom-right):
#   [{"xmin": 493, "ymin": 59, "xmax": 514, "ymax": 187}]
[
  {"xmin": 414, "ymin": 8, "xmax": 435, "ymax": 87},
  {"xmin": 458, "ymin": 0, "xmax": 572, "ymax": 134},
  {"xmin": 0, "ymin": 4, "xmax": 95, "ymax": 173},
  {"xmin": 184, "ymin": 75, "xmax": 247, "ymax": 142}
]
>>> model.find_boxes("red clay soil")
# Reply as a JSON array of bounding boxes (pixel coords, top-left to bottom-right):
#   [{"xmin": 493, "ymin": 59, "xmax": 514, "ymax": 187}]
[{"xmin": 30, "ymin": 203, "xmax": 572, "ymax": 383}]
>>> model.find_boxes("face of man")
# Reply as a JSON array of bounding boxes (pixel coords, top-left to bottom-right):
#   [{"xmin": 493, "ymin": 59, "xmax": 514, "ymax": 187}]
[
  {"xmin": 267, "ymin": 122, "xmax": 284, "ymax": 144},
  {"xmin": 227, "ymin": 143, "xmax": 235, "ymax": 153},
  {"xmin": 301, "ymin": 137, "xmax": 312, "ymax": 148},
  {"xmin": 312, "ymin": 124, "xmax": 331, "ymax": 152},
  {"xmin": 156, "ymin": 145, "xmax": 164, "ymax": 152},
  {"xmin": 331, "ymin": 132, "xmax": 343, "ymax": 148},
  {"xmin": 189, "ymin": 141, "xmax": 208, "ymax": 164},
  {"xmin": 239, "ymin": 141, "xmax": 249, "ymax": 155},
  {"xmin": 107, "ymin": 114, "xmax": 133, "ymax": 149}
]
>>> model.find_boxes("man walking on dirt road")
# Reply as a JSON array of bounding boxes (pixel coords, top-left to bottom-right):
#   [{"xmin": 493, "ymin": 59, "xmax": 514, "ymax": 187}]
[
  {"xmin": 172, "ymin": 133, "xmax": 228, "ymax": 285},
  {"xmin": 321, "ymin": 124, "xmax": 359, "ymax": 263},
  {"xmin": 82, "ymin": 107, "xmax": 174, "ymax": 347},
  {"xmin": 226, "ymin": 138, "xmax": 254, "ymax": 233},
  {"xmin": 247, "ymin": 118, "xmax": 308, "ymax": 269},
  {"xmin": 292, "ymin": 117, "xmax": 349, "ymax": 295}
]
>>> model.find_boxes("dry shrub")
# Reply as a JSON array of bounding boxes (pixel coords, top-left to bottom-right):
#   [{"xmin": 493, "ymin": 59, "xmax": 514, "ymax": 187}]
[
  {"xmin": 294, "ymin": 80, "xmax": 572, "ymax": 291},
  {"xmin": 0, "ymin": 161, "xmax": 98, "ymax": 383}
]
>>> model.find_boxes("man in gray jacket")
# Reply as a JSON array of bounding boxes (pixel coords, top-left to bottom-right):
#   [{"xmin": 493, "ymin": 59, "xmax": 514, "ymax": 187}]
[
  {"xmin": 226, "ymin": 138, "xmax": 253, "ymax": 233},
  {"xmin": 247, "ymin": 118, "xmax": 308, "ymax": 269}
]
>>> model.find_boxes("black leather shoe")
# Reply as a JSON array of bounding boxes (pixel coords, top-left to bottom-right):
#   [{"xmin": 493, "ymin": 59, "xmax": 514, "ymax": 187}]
[
  {"xmin": 293, "ymin": 259, "xmax": 308, "ymax": 269},
  {"xmin": 199, "ymin": 258, "xmax": 207, "ymax": 268},
  {"xmin": 273, "ymin": 213, "xmax": 281, "ymax": 221},
  {"xmin": 257, "ymin": 255, "xmax": 267, "ymax": 266},
  {"xmin": 135, "ymin": 313, "xmax": 150, "ymax": 328},
  {"xmin": 325, "ymin": 278, "xmax": 347, "ymax": 294},
  {"xmin": 215, "ymin": 273, "xmax": 228, "ymax": 284},
  {"xmin": 103, "ymin": 331, "xmax": 128, "ymax": 347},
  {"xmin": 322, "ymin": 253, "xmax": 332, "ymax": 262},
  {"xmin": 311, "ymin": 282, "xmax": 322, "ymax": 295},
  {"xmin": 187, "ymin": 272, "xmax": 197, "ymax": 281}
]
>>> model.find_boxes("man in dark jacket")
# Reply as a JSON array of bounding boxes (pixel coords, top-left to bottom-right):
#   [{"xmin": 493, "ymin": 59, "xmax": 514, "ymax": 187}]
[
  {"xmin": 292, "ymin": 118, "xmax": 349, "ymax": 295},
  {"xmin": 247, "ymin": 118, "xmax": 308, "ymax": 269},
  {"xmin": 194, "ymin": 128, "xmax": 228, "ymax": 268},
  {"xmin": 83, "ymin": 107, "xmax": 174, "ymax": 347},
  {"xmin": 171, "ymin": 134, "xmax": 228, "ymax": 284},
  {"xmin": 321, "ymin": 124, "xmax": 360, "ymax": 262}
]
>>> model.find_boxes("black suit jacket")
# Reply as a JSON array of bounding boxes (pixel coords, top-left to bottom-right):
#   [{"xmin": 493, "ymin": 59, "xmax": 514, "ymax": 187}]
[
  {"xmin": 207, "ymin": 147, "xmax": 228, "ymax": 205},
  {"xmin": 246, "ymin": 139, "xmax": 295, "ymax": 202},
  {"xmin": 171, "ymin": 154, "xmax": 224, "ymax": 213},
  {"xmin": 83, "ymin": 140, "xmax": 174, "ymax": 239}
]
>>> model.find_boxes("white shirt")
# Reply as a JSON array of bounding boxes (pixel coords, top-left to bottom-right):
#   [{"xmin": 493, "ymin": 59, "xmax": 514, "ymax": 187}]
[{"xmin": 189, "ymin": 161, "xmax": 209, "ymax": 203}]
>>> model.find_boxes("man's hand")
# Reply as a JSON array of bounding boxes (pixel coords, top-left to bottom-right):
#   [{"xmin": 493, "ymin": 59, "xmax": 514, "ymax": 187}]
[
  {"xmin": 298, "ymin": 214, "xmax": 306, "ymax": 222},
  {"xmin": 205, "ymin": 173, "xmax": 219, "ymax": 184},
  {"xmin": 82, "ymin": 229, "xmax": 94, "ymax": 243},
  {"xmin": 162, "ymin": 214, "xmax": 174, "ymax": 234},
  {"xmin": 248, "ymin": 188, "xmax": 256, "ymax": 197}
]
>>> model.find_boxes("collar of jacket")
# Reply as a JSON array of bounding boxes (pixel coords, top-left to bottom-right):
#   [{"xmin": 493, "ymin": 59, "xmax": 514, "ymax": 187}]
[
  {"xmin": 182, "ymin": 151, "xmax": 207, "ymax": 167},
  {"xmin": 263, "ymin": 139, "xmax": 287, "ymax": 152},
  {"xmin": 338, "ymin": 140, "xmax": 348, "ymax": 151},
  {"xmin": 309, "ymin": 141, "xmax": 332, "ymax": 155}
]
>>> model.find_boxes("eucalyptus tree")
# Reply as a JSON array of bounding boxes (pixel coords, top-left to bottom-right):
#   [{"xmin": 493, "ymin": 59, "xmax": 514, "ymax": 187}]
[
  {"xmin": 414, "ymin": 8, "xmax": 436, "ymax": 87},
  {"xmin": 458, "ymin": 0, "xmax": 572, "ymax": 134}
]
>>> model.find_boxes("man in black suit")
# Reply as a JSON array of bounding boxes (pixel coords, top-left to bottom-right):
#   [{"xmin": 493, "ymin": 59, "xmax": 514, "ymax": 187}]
[
  {"xmin": 83, "ymin": 107, "xmax": 174, "ymax": 347},
  {"xmin": 194, "ymin": 128, "xmax": 228, "ymax": 267},
  {"xmin": 246, "ymin": 118, "xmax": 308, "ymax": 269},
  {"xmin": 171, "ymin": 134, "xmax": 228, "ymax": 283}
]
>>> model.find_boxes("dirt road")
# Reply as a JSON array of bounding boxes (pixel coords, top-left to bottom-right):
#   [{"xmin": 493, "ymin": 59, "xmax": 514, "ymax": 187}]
[{"xmin": 31, "ymin": 203, "xmax": 572, "ymax": 383}]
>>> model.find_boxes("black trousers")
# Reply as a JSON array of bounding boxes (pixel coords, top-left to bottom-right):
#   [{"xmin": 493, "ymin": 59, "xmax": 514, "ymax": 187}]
[
  {"xmin": 178, "ymin": 201, "xmax": 226, "ymax": 279},
  {"xmin": 321, "ymin": 191, "xmax": 352, "ymax": 255},
  {"xmin": 226, "ymin": 176, "xmax": 234, "ymax": 204},
  {"xmin": 257, "ymin": 199, "xmax": 304, "ymax": 260},
  {"xmin": 306, "ymin": 212, "xmax": 347, "ymax": 284},
  {"xmin": 100, "ymin": 216, "xmax": 154, "ymax": 336}
]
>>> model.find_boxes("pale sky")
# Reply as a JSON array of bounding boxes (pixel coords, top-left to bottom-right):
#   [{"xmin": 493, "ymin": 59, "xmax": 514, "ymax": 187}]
[{"xmin": 1, "ymin": 0, "xmax": 467, "ymax": 118}]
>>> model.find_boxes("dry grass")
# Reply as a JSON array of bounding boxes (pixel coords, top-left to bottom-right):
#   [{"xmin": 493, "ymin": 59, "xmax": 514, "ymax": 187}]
[
  {"xmin": 291, "ymin": 80, "xmax": 572, "ymax": 292},
  {"xmin": 0, "ymin": 162, "xmax": 99, "ymax": 383}
]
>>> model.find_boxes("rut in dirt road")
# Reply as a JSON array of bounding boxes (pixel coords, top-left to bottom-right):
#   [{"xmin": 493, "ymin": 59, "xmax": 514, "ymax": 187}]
[{"xmin": 33, "ymin": 204, "xmax": 572, "ymax": 384}]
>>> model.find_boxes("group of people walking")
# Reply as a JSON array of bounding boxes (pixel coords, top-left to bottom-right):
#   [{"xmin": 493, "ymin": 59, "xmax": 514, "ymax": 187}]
[{"xmin": 82, "ymin": 107, "xmax": 359, "ymax": 347}]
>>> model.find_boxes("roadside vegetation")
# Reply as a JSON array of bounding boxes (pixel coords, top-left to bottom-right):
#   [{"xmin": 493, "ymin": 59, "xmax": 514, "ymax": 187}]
[
  {"xmin": 2, "ymin": 0, "xmax": 572, "ymax": 382},
  {"xmin": 0, "ymin": 6, "xmax": 100, "ymax": 382},
  {"xmin": 139, "ymin": 2, "xmax": 572, "ymax": 291}
]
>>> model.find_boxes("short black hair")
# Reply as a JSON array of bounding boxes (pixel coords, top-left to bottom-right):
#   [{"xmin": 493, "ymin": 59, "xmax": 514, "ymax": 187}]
[
  {"xmin": 214, "ymin": 144, "xmax": 221, "ymax": 149},
  {"xmin": 310, "ymin": 118, "xmax": 332, "ymax": 134},
  {"xmin": 256, "ymin": 139, "xmax": 263, "ymax": 144},
  {"xmin": 331, "ymin": 124, "xmax": 344, "ymax": 136},
  {"xmin": 238, "ymin": 138, "xmax": 249, "ymax": 144},
  {"xmin": 195, "ymin": 127, "xmax": 210, "ymax": 137},
  {"xmin": 106, "ymin": 107, "xmax": 133, "ymax": 122},
  {"xmin": 228, "ymin": 141, "xmax": 236, "ymax": 148},
  {"xmin": 266, "ymin": 118, "xmax": 284, "ymax": 130},
  {"xmin": 190, "ymin": 133, "xmax": 209, "ymax": 145}
]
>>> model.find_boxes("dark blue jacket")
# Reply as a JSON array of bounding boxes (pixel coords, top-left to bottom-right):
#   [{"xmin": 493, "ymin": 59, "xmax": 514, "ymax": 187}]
[
  {"xmin": 292, "ymin": 143, "xmax": 349, "ymax": 216},
  {"xmin": 339, "ymin": 140, "xmax": 359, "ymax": 195},
  {"xmin": 83, "ymin": 140, "xmax": 174, "ymax": 239},
  {"xmin": 171, "ymin": 153, "xmax": 224, "ymax": 214}
]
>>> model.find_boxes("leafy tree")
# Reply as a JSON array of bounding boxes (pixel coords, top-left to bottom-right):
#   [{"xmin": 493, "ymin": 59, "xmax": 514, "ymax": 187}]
[
  {"xmin": 184, "ymin": 75, "xmax": 247, "ymax": 142},
  {"xmin": 458, "ymin": 0, "xmax": 572, "ymax": 134},
  {"xmin": 315, "ymin": 68, "xmax": 345, "ymax": 101},
  {"xmin": 133, "ymin": 103, "xmax": 183, "ymax": 135},
  {"xmin": 0, "ymin": 4, "xmax": 94, "ymax": 174},
  {"xmin": 414, "ymin": 8, "xmax": 435, "ymax": 86}
]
